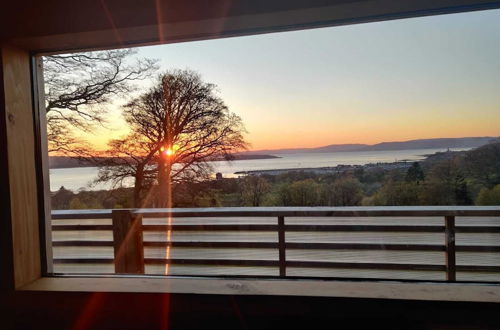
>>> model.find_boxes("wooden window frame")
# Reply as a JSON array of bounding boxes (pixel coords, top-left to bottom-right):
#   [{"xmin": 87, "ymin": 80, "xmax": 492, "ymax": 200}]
[{"xmin": 2, "ymin": 4, "xmax": 500, "ymax": 300}]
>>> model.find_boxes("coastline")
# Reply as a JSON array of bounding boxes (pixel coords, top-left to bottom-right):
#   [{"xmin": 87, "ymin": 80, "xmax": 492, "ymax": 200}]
[
  {"xmin": 49, "ymin": 154, "xmax": 281, "ymax": 169},
  {"xmin": 234, "ymin": 161, "xmax": 413, "ymax": 176},
  {"xmin": 49, "ymin": 147, "xmax": 465, "ymax": 192}
]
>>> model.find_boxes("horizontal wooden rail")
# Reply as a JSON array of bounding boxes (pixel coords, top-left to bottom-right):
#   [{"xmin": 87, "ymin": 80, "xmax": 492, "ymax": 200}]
[
  {"xmin": 141, "ymin": 224, "xmax": 278, "ymax": 231},
  {"xmin": 456, "ymin": 245, "xmax": 500, "ymax": 252},
  {"xmin": 455, "ymin": 226, "xmax": 500, "ymax": 233},
  {"xmin": 52, "ymin": 240, "xmax": 500, "ymax": 252},
  {"xmin": 285, "ymin": 242, "xmax": 446, "ymax": 251},
  {"xmin": 53, "ymin": 241, "xmax": 114, "ymax": 247},
  {"xmin": 286, "ymin": 261, "xmax": 446, "ymax": 271},
  {"xmin": 51, "ymin": 241, "xmax": 500, "ymax": 252},
  {"xmin": 142, "ymin": 241, "xmax": 279, "ymax": 248},
  {"xmin": 51, "ymin": 206, "xmax": 500, "ymax": 219},
  {"xmin": 52, "ymin": 240, "xmax": 278, "ymax": 248},
  {"xmin": 51, "ymin": 258, "xmax": 500, "ymax": 273},
  {"xmin": 457, "ymin": 265, "xmax": 500, "ymax": 272},
  {"xmin": 51, "ymin": 224, "xmax": 500, "ymax": 233},
  {"xmin": 50, "ymin": 224, "xmax": 446, "ymax": 232},
  {"xmin": 145, "ymin": 258, "xmax": 279, "ymax": 267},
  {"xmin": 284, "ymin": 225, "xmax": 444, "ymax": 232},
  {"xmin": 52, "ymin": 225, "xmax": 113, "ymax": 231},
  {"xmin": 54, "ymin": 258, "xmax": 114, "ymax": 264}
]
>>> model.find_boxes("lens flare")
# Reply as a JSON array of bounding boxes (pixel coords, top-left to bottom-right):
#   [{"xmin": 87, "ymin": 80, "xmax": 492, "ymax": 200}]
[{"xmin": 160, "ymin": 145, "xmax": 174, "ymax": 157}]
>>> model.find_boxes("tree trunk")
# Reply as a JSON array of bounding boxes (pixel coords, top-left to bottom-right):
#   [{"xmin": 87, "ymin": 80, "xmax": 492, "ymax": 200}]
[
  {"xmin": 166, "ymin": 163, "xmax": 172, "ymax": 208},
  {"xmin": 157, "ymin": 159, "xmax": 172, "ymax": 208},
  {"xmin": 134, "ymin": 165, "xmax": 144, "ymax": 208},
  {"xmin": 157, "ymin": 161, "xmax": 166, "ymax": 207}
]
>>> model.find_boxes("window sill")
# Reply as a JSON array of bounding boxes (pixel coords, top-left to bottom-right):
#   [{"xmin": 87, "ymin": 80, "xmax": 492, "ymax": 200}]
[{"xmin": 18, "ymin": 276, "xmax": 500, "ymax": 302}]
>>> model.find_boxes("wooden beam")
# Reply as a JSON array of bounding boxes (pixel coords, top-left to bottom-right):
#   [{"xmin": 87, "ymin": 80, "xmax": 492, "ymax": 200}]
[
  {"xmin": 285, "ymin": 243, "xmax": 446, "ymax": 251},
  {"xmin": 51, "ymin": 206, "xmax": 500, "ymax": 219},
  {"xmin": 278, "ymin": 216, "xmax": 286, "ymax": 277},
  {"xmin": 142, "ymin": 241, "xmax": 279, "ymax": 249},
  {"xmin": 141, "ymin": 224, "xmax": 278, "ymax": 231},
  {"xmin": 1, "ymin": 45, "xmax": 41, "ymax": 288},
  {"xmin": 52, "ymin": 225, "xmax": 113, "ymax": 231},
  {"xmin": 284, "ymin": 225, "xmax": 444, "ymax": 232},
  {"xmin": 112, "ymin": 210, "xmax": 144, "ymax": 274},
  {"xmin": 0, "ymin": 45, "xmax": 15, "ymax": 291},
  {"xmin": 445, "ymin": 216, "xmax": 456, "ymax": 282},
  {"xmin": 6, "ymin": 0, "xmax": 500, "ymax": 54},
  {"xmin": 19, "ymin": 277, "xmax": 500, "ymax": 303},
  {"xmin": 145, "ymin": 259, "xmax": 278, "ymax": 267},
  {"xmin": 286, "ymin": 261, "xmax": 445, "ymax": 272},
  {"xmin": 32, "ymin": 57, "xmax": 53, "ymax": 275}
]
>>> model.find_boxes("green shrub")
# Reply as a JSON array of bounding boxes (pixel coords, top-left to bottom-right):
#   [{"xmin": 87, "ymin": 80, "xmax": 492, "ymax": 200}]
[{"xmin": 476, "ymin": 184, "xmax": 500, "ymax": 205}]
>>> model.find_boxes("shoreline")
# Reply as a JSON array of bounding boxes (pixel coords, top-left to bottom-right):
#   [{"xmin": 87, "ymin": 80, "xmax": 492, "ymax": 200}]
[
  {"xmin": 48, "ymin": 154, "xmax": 281, "ymax": 169},
  {"xmin": 49, "ymin": 148, "xmax": 463, "ymax": 192},
  {"xmin": 234, "ymin": 160, "xmax": 414, "ymax": 176}
]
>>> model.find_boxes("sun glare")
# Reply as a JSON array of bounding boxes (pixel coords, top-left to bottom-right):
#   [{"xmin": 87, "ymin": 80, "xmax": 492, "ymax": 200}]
[{"xmin": 160, "ymin": 145, "xmax": 174, "ymax": 157}]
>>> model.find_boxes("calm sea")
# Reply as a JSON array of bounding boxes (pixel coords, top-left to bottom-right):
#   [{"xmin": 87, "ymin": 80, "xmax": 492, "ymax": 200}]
[{"xmin": 49, "ymin": 148, "xmax": 468, "ymax": 192}]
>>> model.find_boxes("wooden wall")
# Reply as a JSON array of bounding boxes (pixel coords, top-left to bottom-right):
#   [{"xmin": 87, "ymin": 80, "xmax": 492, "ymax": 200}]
[
  {"xmin": 0, "ymin": 45, "xmax": 41, "ymax": 289},
  {"xmin": 2, "ymin": 3, "xmax": 500, "ymax": 329},
  {"xmin": 10, "ymin": 292, "xmax": 500, "ymax": 330}
]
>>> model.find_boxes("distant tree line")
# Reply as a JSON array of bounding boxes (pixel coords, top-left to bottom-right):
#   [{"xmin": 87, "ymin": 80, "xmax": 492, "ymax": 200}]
[{"xmin": 51, "ymin": 141, "xmax": 500, "ymax": 210}]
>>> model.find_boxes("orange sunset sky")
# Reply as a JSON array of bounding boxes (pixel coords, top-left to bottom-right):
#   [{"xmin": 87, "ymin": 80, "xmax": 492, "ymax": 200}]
[{"xmin": 69, "ymin": 9, "xmax": 500, "ymax": 151}]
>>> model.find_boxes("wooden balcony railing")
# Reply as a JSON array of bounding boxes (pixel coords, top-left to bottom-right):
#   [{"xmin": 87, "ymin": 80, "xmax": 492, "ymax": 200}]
[{"xmin": 51, "ymin": 206, "xmax": 500, "ymax": 281}]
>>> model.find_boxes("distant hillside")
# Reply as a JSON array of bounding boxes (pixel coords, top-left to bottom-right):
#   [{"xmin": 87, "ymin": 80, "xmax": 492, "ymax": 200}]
[
  {"xmin": 243, "ymin": 144, "xmax": 368, "ymax": 155},
  {"xmin": 245, "ymin": 137, "xmax": 498, "ymax": 155},
  {"xmin": 49, "ymin": 156, "xmax": 97, "ymax": 169},
  {"xmin": 360, "ymin": 137, "xmax": 497, "ymax": 151},
  {"xmin": 49, "ymin": 154, "xmax": 280, "ymax": 169},
  {"xmin": 212, "ymin": 154, "xmax": 280, "ymax": 161},
  {"xmin": 309, "ymin": 144, "xmax": 367, "ymax": 152},
  {"xmin": 50, "ymin": 137, "xmax": 498, "ymax": 168}
]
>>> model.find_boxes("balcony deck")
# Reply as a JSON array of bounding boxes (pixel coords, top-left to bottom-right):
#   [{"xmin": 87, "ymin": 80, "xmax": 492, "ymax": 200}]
[{"xmin": 50, "ymin": 206, "xmax": 500, "ymax": 282}]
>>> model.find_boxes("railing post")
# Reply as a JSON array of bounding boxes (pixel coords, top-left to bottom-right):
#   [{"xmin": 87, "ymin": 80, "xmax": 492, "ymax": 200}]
[
  {"xmin": 278, "ymin": 216, "xmax": 286, "ymax": 277},
  {"xmin": 112, "ymin": 209, "xmax": 144, "ymax": 274},
  {"xmin": 445, "ymin": 215, "xmax": 456, "ymax": 281}
]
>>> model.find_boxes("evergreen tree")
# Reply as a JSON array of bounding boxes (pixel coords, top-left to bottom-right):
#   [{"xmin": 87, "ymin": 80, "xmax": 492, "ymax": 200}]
[
  {"xmin": 453, "ymin": 173, "xmax": 472, "ymax": 205},
  {"xmin": 405, "ymin": 162, "xmax": 425, "ymax": 184}
]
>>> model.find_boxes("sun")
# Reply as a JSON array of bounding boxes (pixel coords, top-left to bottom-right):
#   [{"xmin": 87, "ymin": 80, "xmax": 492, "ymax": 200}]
[{"xmin": 160, "ymin": 145, "xmax": 175, "ymax": 157}]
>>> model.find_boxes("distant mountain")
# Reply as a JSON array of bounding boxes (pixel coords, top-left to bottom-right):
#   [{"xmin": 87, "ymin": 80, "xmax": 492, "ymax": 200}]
[
  {"xmin": 50, "ymin": 137, "xmax": 498, "ymax": 168},
  {"xmin": 310, "ymin": 144, "xmax": 368, "ymax": 152},
  {"xmin": 359, "ymin": 137, "xmax": 497, "ymax": 151},
  {"xmin": 212, "ymin": 154, "xmax": 280, "ymax": 161},
  {"xmin": 245, "ymin": 137, "xmax": 498, "ymax": 155},
  {"xmin": 49, "ymin": 156, "xmax": 95, "ymax": 168},
  {"xmin": 243, "ymin": 144, "xmax": 368, "ymax": 155}
]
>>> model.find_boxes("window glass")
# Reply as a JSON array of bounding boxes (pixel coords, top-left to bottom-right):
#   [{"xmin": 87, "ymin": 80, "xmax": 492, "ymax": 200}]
[{"xmin": 46, "ymin": 9, "xmax": 500, "ymax": 281}]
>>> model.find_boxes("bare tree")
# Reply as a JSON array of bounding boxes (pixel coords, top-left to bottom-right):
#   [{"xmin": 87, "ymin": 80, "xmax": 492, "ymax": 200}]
[
  {"xmin": 44, "ymin": 49, "xmax": 158, "ymax": 155},
  {"xmin": 96, "ymin": 69, "xmax": 248, "ymax": 207},
  {"xmin": 93, "ymin": 133, "xmax": 159, "ymax": 207}
]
